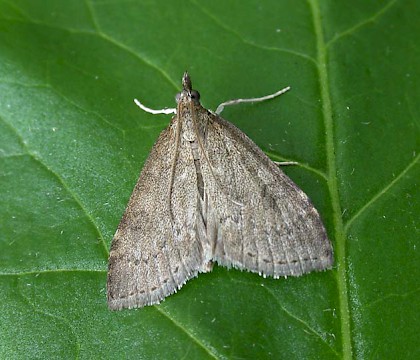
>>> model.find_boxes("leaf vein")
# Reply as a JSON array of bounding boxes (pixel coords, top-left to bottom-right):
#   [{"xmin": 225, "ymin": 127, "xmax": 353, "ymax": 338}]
[
  {"xmin": 307, "ymin": 1, "xmax": 353, "ymax": 359},
  {"xmin": 189, "ymin": 0, "xmax": 317, "ymax": 64},
  {"xmin": 326, "ymin": 0, "xmax": 398, "ymax": 47},
  {"xmin": 344, "ymin": 153, "xmax": 420, "ymax": 232},
  {"xmin": 155, "ymin": 306, "xmax": 222, "ymax": 360}
]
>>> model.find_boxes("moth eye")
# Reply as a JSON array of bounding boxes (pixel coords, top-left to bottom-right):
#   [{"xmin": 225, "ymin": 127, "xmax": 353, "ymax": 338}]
[
  {"xmin": 175, "ymin": 92, "xmax": 181, "ymax": 103},
  {"xmin": 190, "ymin": 90, "xmax": 200, "ymax": 102}
]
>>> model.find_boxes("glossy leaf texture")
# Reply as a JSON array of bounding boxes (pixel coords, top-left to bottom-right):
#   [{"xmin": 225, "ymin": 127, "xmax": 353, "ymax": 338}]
[{"xmin": 0, "ymin": 1, "xmax": 418, "ymax": 359}]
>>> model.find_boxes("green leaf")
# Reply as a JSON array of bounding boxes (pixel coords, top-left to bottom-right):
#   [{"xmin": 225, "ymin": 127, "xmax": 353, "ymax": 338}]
[{"xmin": 0, "ymin": 1, "xmax": 418, "ymax": 359}]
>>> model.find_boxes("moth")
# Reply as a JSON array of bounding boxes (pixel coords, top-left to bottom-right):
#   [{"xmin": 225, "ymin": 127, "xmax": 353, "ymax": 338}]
[{"xmin": 107, "ymin": 73, "xmax": 333, "ymax": 310}]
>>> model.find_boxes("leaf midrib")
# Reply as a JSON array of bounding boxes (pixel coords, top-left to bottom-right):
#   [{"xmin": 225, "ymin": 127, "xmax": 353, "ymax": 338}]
[{"xmin": 307, "ymin": 1, "xmax": 352, "ymax": 359}]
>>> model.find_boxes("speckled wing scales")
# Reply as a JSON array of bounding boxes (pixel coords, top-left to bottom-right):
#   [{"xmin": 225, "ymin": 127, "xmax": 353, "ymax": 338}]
[
  {"xmin": 107, "ymin": 118, "xmax": 207, "ymax": 310},
  {"xmin": 200, "ymin": 111, "xmax": 333, "ymax": 278}
]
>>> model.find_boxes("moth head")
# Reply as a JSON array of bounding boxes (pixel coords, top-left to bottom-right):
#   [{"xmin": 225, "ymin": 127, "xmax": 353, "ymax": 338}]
[
  {"xmin": 175, "ymin": 72, "xmax": 201, "ymax": 106},
  {"xmin": 182, "ymin": 71, "xmax": 192, "ymax": 91}
]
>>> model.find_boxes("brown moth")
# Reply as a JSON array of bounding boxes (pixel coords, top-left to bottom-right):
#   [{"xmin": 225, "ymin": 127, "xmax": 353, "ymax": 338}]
[{"xmin": 107, "ymin": 73, "xmax": 333, "ymax": 310}]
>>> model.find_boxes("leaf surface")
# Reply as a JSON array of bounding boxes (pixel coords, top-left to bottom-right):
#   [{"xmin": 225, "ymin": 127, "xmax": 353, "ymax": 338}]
[{"xmin": 0, "ymin": 1, "xmax": 418, "ymax": 359}]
